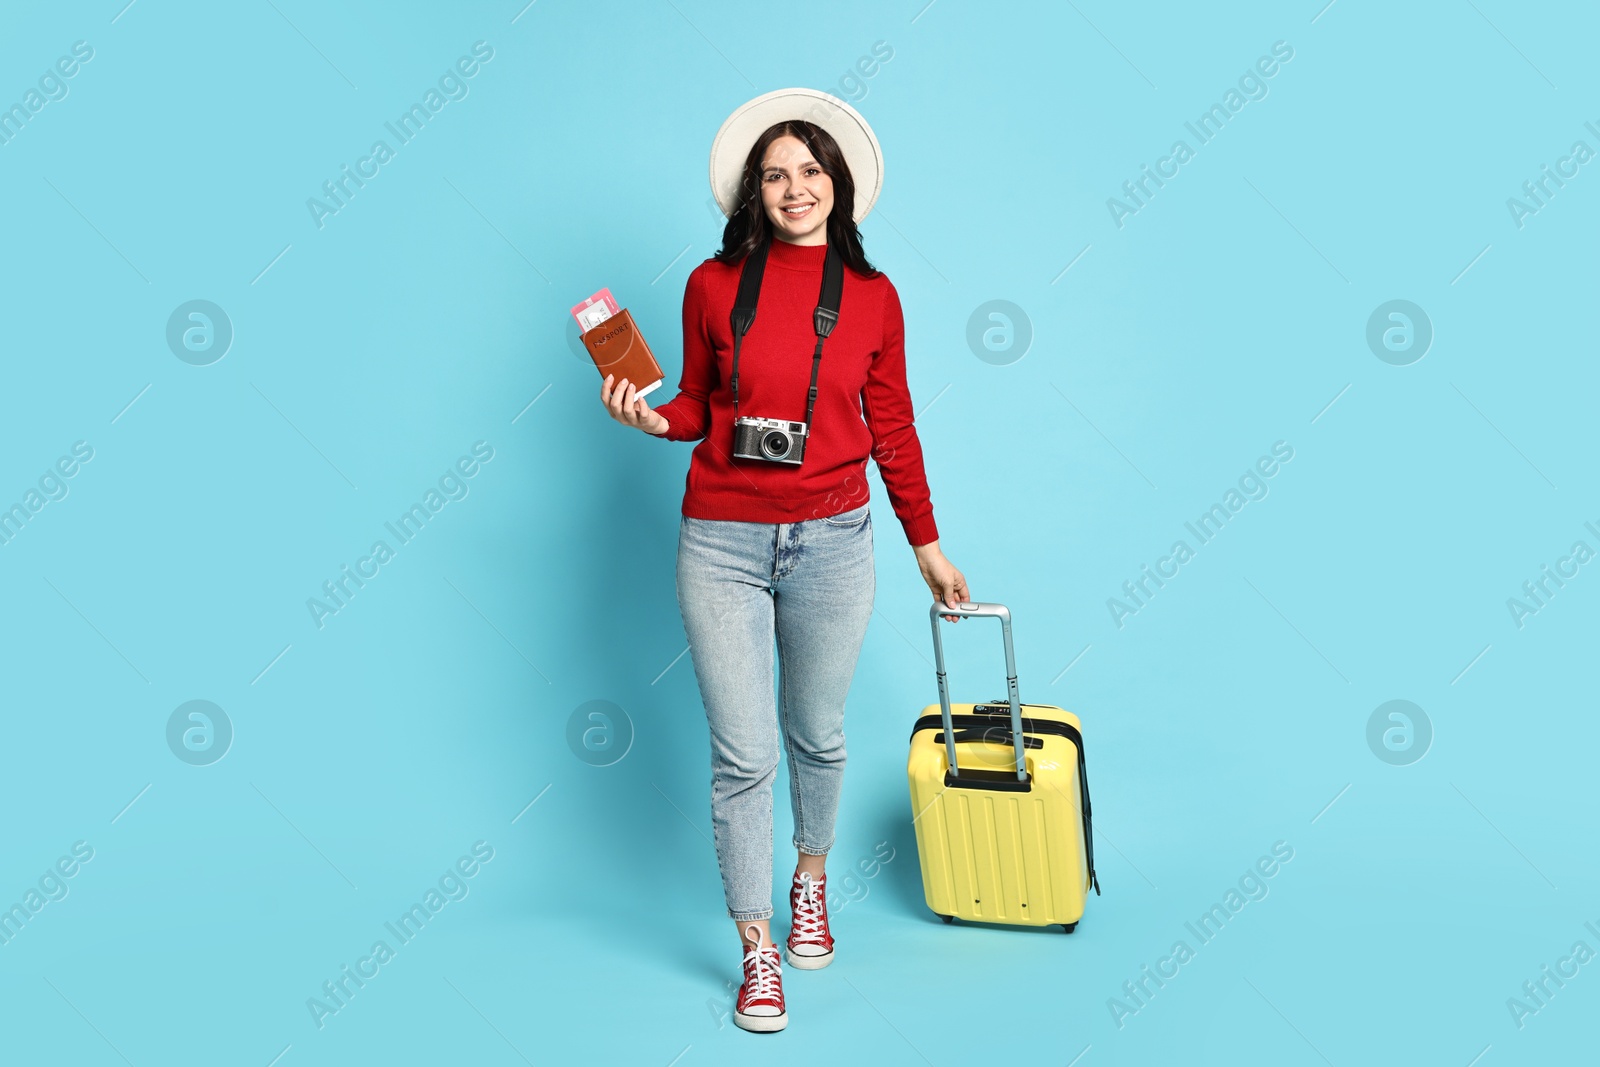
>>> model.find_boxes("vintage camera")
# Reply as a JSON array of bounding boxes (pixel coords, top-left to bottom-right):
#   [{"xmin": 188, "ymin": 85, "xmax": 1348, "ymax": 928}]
[{"xmin": 732, "ymin": 416, "xmax": 808, "ymax": 465}]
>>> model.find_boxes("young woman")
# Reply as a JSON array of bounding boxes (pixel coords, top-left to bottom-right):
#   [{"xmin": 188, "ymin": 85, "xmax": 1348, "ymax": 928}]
[{"xmin": 599, "ymin": 89, "xmax": 968, "ymax": 1033}]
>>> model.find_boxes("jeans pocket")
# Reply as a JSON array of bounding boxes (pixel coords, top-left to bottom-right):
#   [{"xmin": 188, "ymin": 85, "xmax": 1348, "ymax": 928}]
[{"xmin": 819, "ymin": 502, "xmax": 870, "ymax": 527}]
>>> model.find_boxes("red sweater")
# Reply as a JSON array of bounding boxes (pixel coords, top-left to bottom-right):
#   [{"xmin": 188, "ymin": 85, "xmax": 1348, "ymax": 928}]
[{"xmin": 649, "ymin": 238, "xmax": 940, "ymax": 547}]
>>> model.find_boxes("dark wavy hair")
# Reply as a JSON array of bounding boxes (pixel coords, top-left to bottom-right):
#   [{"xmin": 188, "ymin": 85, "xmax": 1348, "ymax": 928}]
[{"xmin": 712, "ymin": 120, "xmax": 878, "ymax": 277}]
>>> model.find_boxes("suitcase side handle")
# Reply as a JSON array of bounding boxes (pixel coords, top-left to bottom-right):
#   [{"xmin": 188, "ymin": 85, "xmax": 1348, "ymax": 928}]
[{"xmin": 928, "ymin": 600, "xmax": 1027, "ymax": 781}]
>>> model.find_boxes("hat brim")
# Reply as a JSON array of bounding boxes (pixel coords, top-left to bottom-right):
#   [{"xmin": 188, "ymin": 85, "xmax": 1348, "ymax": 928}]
[{"xmin": 709, "ymin": 88, "xmax": 883, "ymax": 225}]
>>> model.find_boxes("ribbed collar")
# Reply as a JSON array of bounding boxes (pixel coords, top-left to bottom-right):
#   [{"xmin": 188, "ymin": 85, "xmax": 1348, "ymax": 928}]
[{"xmin": 766, "ymin": 236, "xmax": 828, "ymax": 273}]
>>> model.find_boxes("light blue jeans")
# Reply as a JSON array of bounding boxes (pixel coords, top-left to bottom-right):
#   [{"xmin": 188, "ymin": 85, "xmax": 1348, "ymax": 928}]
[{"xmin": 676, "ymin": 501, "xmax": 876, "ymax": 921}]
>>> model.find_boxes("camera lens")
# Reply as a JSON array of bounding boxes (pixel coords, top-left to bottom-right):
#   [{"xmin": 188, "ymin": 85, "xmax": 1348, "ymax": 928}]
[{"xmin": 761, "ymin": 430, "xmax": 790, "ymax": 459}]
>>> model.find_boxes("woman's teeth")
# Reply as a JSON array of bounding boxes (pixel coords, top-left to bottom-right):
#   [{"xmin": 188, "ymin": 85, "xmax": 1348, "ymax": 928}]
[{"xmin": 783, "ymin": 203, "xmax": 814, "ymax": 218}]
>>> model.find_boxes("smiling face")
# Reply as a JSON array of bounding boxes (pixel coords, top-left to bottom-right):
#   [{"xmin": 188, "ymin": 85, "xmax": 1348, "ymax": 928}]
[{"xmin": 759, "ymin": 134, "xmax": 834, "ymax": 246}]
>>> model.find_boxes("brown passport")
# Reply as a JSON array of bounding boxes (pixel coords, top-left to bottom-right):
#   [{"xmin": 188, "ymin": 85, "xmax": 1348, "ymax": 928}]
[{"xmin": 581, "ymin": 308, "xmax": 664, "ymax": 400}]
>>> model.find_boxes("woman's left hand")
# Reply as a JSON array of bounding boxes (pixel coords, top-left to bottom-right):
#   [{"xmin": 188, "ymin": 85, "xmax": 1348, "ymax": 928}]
[{"xmin": 913, "ymin": 541, "xmax": 970, "ymax": 622}]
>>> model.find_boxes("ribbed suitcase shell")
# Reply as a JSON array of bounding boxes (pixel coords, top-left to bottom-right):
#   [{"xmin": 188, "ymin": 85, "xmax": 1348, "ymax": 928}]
[{"xmin": 908, "ymin": 700, "xmax": 1094, "ymax": 928}]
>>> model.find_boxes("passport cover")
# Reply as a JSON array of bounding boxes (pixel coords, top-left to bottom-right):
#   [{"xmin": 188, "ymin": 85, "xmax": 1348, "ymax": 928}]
[{"xmin": 581, "ymin": 308, "xmax": 663, "ymax": 399}]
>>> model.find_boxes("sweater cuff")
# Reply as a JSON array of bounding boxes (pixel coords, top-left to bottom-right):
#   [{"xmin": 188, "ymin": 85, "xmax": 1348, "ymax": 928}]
[
  {"xmin": 901, "ymin": 512, "xmax": 939, "ymax": 549},
  {"xmin": 650, "ymin": 420, "xmax": 689, "ymax": 442}
]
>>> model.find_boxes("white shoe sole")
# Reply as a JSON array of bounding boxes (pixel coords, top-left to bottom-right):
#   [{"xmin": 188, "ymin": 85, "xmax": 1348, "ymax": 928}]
[
  {"xmin": 733, "ymin": 1010, "xmax": 788, "ymax": 1032},
  {"xmin": 785, "ymin": 946, "xmax": 834, "ymax": 970}
]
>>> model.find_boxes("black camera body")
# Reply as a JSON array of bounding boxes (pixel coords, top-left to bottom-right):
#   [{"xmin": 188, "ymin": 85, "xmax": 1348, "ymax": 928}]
[{"xmin": 732, "ymin": 416, "xmax": 807, "ymax": 465}]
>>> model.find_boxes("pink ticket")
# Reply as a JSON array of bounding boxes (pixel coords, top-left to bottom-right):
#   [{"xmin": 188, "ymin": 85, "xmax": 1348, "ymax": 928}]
[{"xmin": 571, "ymin": 288, "xmax": 621, "ymax": 332}]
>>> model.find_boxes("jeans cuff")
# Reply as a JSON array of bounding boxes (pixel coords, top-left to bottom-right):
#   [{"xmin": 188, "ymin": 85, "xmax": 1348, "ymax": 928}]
[
  {"xmin": 729, "ymin": 907, "xmax": 774, "ymax": 922},
  {"xmin": 795, "ymin": 841, "xmax": 832, "ymax": 857}
]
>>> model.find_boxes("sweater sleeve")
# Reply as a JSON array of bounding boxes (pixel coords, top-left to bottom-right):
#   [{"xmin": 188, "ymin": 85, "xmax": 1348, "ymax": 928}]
[
  {"xmin": 647, "ymin": 267, "xmax": 714, "ymax": 442},
  {"xmin": 863, "ymin": 279, "xmax": 940, "ymax": 547}
]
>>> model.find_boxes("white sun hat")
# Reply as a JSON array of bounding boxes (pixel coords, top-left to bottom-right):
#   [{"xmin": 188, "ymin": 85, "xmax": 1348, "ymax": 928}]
[{"xmin": 708, "ymin": 87, "xmax": 884, "ymax": 224}]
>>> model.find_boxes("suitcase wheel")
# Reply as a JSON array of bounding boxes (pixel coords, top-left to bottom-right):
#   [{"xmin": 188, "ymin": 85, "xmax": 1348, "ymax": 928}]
[
  {"xmin": 938, "ymin": 914, "xmax": 954, "ymax": 924},
  {"xmin": 1061, "ymin": 922, "xmax": 1077, "ymax": 934}
]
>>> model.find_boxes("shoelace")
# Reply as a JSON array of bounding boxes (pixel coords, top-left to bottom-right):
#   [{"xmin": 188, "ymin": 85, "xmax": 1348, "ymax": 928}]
[
  {"xmin": 791, "ymin": 873, "xmax": 828, "ymax": 944},
  {"xmin": 741, "ymin": 927, "xmax": 783, "ymax": 1004}
]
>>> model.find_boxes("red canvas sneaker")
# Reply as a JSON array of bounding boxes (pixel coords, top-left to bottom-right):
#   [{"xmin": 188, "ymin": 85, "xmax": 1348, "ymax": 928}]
[
  {"xmin": 786, "ymin": 870, "xmax": 835, "ymax": 969},
  {"xmin": 733, "ymin": 924, "xmax": 787, "ymax": 1033}
]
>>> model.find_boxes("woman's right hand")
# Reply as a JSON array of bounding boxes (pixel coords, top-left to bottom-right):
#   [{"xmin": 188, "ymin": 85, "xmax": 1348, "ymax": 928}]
[{"xmin": 601, "ymin": 373, "xmax": 669, "ymax": 436}]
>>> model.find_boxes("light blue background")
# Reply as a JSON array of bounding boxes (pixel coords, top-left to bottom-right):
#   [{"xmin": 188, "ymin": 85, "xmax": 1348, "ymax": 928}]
[{"xmin": 1, "ymin": 1, "xmax": 1595, "ymax": 1064}]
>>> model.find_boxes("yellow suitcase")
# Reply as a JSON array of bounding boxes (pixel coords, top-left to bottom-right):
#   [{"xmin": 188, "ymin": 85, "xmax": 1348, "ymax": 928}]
[{"xmin": 907, "ymin": 601, "xmax": 1099, "ymax": 931}]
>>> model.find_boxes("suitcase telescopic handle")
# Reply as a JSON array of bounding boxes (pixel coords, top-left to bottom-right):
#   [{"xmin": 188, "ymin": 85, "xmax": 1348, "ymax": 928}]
[{"xmin": 928, "ymin": 601, "xmax": 1027, "ymax": 781}]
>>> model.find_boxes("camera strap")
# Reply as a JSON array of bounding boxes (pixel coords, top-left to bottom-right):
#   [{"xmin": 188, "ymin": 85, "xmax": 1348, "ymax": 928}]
[{"xmin": 729, "ymin": 236, "xmax": 844, "ymax": 431}]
